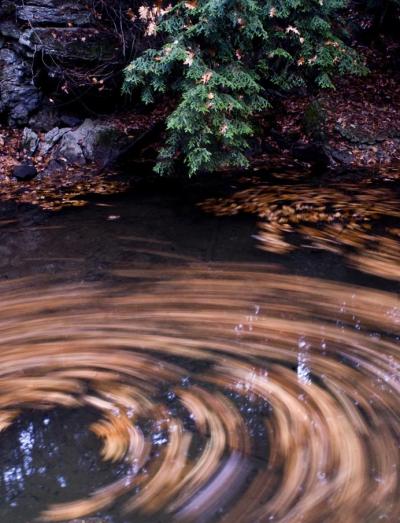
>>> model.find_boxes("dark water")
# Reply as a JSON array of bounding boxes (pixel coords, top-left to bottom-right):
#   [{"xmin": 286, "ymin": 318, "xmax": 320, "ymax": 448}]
[{"xmin": 0, "ymin": 176, "xmax": 399, "ymax": 523}]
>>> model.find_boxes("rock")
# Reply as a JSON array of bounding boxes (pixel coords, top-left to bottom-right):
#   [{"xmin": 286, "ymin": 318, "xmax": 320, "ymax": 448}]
[
  {"xmin": 22, "ymin": 119, "xmax": 138, "ymax": 170},
  {"xmin": 56, "ymin": 130, "xmax": 86, "ymax": 165},
  {"xmin": 19, "ymin": 28, "xmax": 117, "ymax": 62},
  {"xmin": 29, "ymin": 107, "xmax": 61, "ymax": 132},
  {"xmin": 24, "ymin": 0, "xmax": 56, "ymax": 6},
  {"xmin": 13, "ymin": 164, "xmax": 38, "ymax": 181},
  {"xmin": 336, "ymin": 124, "xmax": 376, "ymax": 145},
  {"xmin": 21, "ymin": 128, "xmax": 39, "ymax": 156},
  {"xmin": 0, "ymin": 21, "xmax": 20, "ymax": 40},
  {"xmin": 0, "ymin": 0, "xmax": 128, "ymax": 133},
  {"xmin": 0, "ymin": 49, "xmax": 42, "ymax": 125},
  {"xmin": 54, "ymin": 119, "xmax": 132, "ymax": 166},
  {"xmin": 328, "ymin": 148, "xmax": 354, "ymax": 166},
  {"xmin": 16, "ymin": 5, "xmax": 92, "ymax": 27},
  {"xmin": 40, "ymin": 126, "xmax": 71, "ymax": 155}
]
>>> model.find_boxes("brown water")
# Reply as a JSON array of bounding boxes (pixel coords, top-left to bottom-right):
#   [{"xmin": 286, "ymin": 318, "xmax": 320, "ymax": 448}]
[{"xmin": 0, "ymin": 174, "xmax": 399, "ymax": 523}]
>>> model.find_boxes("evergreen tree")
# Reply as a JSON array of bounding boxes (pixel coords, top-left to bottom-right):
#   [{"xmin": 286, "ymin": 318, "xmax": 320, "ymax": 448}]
[{"xmin": 123, "ymin": 0, "xmax": 366, "ymax": 176}]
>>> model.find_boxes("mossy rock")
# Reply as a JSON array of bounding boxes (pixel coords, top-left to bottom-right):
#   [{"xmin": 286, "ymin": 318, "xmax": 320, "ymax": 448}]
[{"xmin": 335, "ymin": 124, "xmax": 400, "ymax": 145}]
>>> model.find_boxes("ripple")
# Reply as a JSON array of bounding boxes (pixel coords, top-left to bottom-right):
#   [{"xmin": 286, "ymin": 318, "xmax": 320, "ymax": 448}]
[{"xmin": 0, "ymin": 266, "xmax": 399, "ymax": 522}]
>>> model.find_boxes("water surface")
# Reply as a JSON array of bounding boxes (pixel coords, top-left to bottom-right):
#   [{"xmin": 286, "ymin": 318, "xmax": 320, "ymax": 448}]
[{"xmin": 0, "ymin": 174, "xmax": 399, "ymax": 523}]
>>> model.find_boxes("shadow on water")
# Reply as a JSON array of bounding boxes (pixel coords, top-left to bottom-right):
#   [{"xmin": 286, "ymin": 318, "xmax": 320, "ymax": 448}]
[{"xmin": 0, "ymin": 171, "xmax": 399, "ymax": 523}]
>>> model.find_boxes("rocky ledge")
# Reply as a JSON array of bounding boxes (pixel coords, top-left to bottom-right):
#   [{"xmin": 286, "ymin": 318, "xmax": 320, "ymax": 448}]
[{"xmin": 0, "ymin": 0, "xmax": 122, "ymax": 127}]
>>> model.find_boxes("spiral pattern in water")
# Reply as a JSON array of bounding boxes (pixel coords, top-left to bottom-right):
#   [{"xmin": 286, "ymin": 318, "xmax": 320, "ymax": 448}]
[{"xmin": 0, "ymin": 266, "xmax": 400, "ymax": 522}]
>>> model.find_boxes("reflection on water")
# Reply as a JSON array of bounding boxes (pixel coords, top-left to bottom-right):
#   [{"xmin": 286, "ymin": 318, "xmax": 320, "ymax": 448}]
[
  {"xmin": 0, "ymin": 408, "xmax": 126, "ymax": 523},
  {"xmin": 0, "ymin": 264, "xmax": 399, "ymax": 522}
]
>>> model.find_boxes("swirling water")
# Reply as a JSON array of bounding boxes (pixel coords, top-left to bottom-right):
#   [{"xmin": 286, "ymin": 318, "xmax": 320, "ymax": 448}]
[{"xmin": 0, "ymin": 178, "xmax": 399, "ymax": 523}]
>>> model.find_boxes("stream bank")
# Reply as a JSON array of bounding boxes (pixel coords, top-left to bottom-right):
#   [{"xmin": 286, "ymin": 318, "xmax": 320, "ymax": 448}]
[{"xmin": 1, "ymin": 0, "xmax": 399, "ymax": 201}]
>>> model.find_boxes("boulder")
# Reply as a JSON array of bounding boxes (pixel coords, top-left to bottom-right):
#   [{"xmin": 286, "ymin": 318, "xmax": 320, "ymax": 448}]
[
  {"xmin": 40, "ymin": 126, "xmax": 71, "ymax": 155},
  {"xmin": 17, "ymin": 119, "xmax": 138, "ymax": 171},
  {"xmin": 13, "ymin": 163, "xmax": 38, "ymax": 181},
  {"xmin": 327, "ymin": 148, "xmax": 354, "ymax": 166},
  {"xmin": 56, "ymin": 129, "xmax": 86, "ymax": 165},
  {"xmin": 0, "ymin": 49, "xmax": 42, "ymax": 125},
  {"xmin": 336, "ymin": 123, "xmax": 400, "ymax": 145},
  {"xmin": 21, "ymin": 128, "xmax": 39, "ymax": 156},
  {"xmin": 54, "ymin": 119, "xmax": 132, "ymax": 167}
]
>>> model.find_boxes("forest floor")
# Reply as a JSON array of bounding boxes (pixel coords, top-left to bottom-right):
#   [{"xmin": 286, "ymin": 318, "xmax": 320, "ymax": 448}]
[{"xmin": 267, "ymin": 69, "xmax": 400, "ymax": 168}]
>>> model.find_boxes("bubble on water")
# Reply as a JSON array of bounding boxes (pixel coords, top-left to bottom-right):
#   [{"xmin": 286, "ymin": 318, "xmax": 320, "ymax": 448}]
[
  {"xmin": 317, "ymin": 471, "xmax": 327, "ymax": 482},
  {"xmin": 57, "ymin": 475, "xmax": 67, "ymax": 488},
  {"xmin": 234, "ymin": 323, "xmax": 244, "ymax": 335}
]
